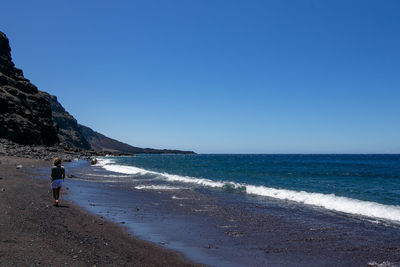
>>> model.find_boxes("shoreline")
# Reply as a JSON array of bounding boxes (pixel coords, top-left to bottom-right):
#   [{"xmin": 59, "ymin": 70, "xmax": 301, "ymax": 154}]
[
  {"xmin": 2, "ymin": 155, "xmax": 400, "ymax": 266},
  {"xmin": 63, "ymin": 158, "xmax": 400, "ymax": 266},
  {"xmin": 0, "ymin": 156, "xmax": 197, "ymax": 266}
]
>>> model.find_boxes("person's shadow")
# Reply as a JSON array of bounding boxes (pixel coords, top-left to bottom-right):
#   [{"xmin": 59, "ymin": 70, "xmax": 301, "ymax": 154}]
[{"xmin": 54, "ymin": 205, "xmax": 69, "ymax": 208}]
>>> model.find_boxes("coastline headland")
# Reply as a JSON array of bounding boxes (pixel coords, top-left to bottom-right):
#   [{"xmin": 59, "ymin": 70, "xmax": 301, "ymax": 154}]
[{"xmin": 0, "ymin": 31, "xmax": 195, "ymax": 155}]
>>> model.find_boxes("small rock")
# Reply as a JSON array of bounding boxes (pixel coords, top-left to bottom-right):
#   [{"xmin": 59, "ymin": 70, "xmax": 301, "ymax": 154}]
[
  {"xmin": 1, "ymin": 188, "xmax": 5, "ymax": 192},
  {"xmin": 120, "ymin": 221, "xmax": 125, "ymax": 224}
]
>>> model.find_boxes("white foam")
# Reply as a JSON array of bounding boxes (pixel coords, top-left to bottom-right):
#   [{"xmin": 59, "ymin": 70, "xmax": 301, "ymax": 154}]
[
  {"xmin": 245, "ymin": 185, "xmax": 400, "ymax": 222},
  {"xmin": 96, "ymin": 158, "xmax": 115, "ymax": 166},
  {"xmin": 172, "ymin": 195, "xmax": 191, "ymax": 200},
  {"xmin": 102, "ymin": 164, "xmax": 149, "ymax": 175},
  {"xmin": 86, "ymin": 173, "xmax": 131, "ymax": 178},
  {"xmin": 135, "ymin": 185, "xmax": 183, "ymax": 190},
  {"xmin": 101, "ymin": 161, "xmax": 226, "ymax": 187},
  {"xmin": 97, "ymin": 158, "xmax": 400, "ymax": 223},
  {"xmin": 161, "ymin": 172, "xmax": 226, "ymax": 188}
]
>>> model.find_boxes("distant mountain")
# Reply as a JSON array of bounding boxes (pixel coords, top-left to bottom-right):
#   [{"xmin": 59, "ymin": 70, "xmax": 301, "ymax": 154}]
[{"xmin": 79, "ymin": 124, "xmax": 195, "ymax": 154}]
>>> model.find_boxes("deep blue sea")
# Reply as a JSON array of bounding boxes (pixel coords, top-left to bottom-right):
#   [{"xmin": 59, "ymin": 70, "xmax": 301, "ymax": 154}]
[{"xmin": 95, "ymin": 154, "xmax": 400, "ymax": 223}]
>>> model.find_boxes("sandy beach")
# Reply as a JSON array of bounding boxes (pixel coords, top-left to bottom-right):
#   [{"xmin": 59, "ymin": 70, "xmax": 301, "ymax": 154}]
[
  {"xmin": 0, "ymin": 156, "xmax": 197, "ymax": 266},
  {"xmin": 2, "ymin": 155, "xmax": 400, "ymax": 267}
]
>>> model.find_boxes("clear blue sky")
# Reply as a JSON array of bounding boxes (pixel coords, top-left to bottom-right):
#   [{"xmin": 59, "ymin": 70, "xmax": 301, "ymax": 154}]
[{"xmin": 1, "ymin": 0, "xmax": 399, "ymax": 153}]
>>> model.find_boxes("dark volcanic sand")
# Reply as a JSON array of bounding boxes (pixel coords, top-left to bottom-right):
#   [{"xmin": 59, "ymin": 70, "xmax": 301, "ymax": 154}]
[
  {"xmin": 49, "ymin": 160, "xmax": 400, "ymax": 267},
  {"xmin": 0, "ymin": 156, "xmax": 197, "ymax": 266}
]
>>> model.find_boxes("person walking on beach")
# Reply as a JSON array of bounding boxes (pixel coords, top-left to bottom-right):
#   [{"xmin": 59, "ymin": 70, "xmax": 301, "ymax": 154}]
[{"xmin": 51, "ymin": 157, "xmax": 65, "ymax": 206}]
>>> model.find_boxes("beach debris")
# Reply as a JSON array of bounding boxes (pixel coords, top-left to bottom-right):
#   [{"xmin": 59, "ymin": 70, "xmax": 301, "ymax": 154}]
[
  {"xmin": 120, "ymin": 221, "xmax": 125, "ymax": 224},
  {"xmin": 92, "ymin": 219, "xmax": 103, "ymax": 225},
  {"xmin": 225, "ymin": 230, "xmax": 244, "ymax": 237},
  {"xmin": 0, "ymin": 177, "xmax": 3, "ymax": 180},
  {"xmin": 67, "ymin": 174, "xmax": 76, "ymax": 178},
  {"xmin": 136, "ymin": 207, "xmax": 140, "ymax": 211},
  {"xmin": 89, "ymin": 203, "xmax": 96, "ymax": 206},
  {"xmin": 217, "ymin": 225, "xmax": 234, "ymax": 229},
  {"xmin": 264, "ymin": 247, "xmax": 287, "ymax": 254},
  {"xmin": 192, "ymin": 209, "xmax": 208, "ymax": 212},
  {"xmin": 90, "ymin": 158, "xmax": 98, "ymax": 165},
  {"xmin": 16, "ymin": 164, "xmax": 23, "ymax": 169},
  {"xmin": 366, "ymin": 262, "xmax": 396, "ymax": 267},
  {"xmin": 204, "ymin": 244, "xmax": 218, "ymax": 249},
  {"xmin": 1, "ymin": 188, "xmax": 5, "ymax": 191}
]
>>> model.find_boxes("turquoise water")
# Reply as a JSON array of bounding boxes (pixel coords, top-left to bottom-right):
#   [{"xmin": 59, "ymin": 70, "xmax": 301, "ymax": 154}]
[{"xmin": 96, "ymin": 154, "xmax": 400, "ymax": 223}]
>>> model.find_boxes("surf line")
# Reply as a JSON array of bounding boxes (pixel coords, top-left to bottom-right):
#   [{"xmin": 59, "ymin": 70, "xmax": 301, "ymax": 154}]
[{"xmin": 96, "ymin": 159, "xmax": 400, "ymax": 223}]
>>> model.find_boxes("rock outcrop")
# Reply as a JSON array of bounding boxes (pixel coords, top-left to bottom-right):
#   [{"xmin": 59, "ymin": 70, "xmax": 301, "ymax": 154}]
[{"xmin": 0, "ymin": 31, "xmax": 59, "ymax": 145}]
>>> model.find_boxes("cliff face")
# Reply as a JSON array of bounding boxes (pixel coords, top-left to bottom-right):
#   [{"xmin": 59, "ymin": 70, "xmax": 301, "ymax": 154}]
[
  {"xmin": 43, "ymin": 93, "xmax": 91, "ymax": 150},
  {"xmin": 0, "ymin": 31, "xmax": 59, "ymax": 146}
]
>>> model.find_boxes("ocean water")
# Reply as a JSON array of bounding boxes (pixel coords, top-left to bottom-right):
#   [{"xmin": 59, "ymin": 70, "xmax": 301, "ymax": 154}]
[{"xmin": 94, "ymin": 154, "xmax": 400, "ymax": 224}]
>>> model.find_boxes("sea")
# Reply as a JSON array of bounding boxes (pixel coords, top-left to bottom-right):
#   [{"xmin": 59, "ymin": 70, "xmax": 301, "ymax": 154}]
[
  {"xmin": 59, "ymin": 154, "xmax": 400, "ymax": 266},
  {"xmin": 94, "ymin": 154, "xmax": 400, "ymax": 223}
]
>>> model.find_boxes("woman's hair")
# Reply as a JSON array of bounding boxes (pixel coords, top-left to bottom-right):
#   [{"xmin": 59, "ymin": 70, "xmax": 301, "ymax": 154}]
[{"xmin": 53, "ymin": 157, "xmax": 62, "ymax": 166}]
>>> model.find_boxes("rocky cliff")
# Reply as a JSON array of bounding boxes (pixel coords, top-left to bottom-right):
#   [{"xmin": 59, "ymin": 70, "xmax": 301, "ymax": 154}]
[
  {"xmin": 42, "ymin": 93, "xmax": 91, "ymax": 150},
  {"xmin": 0, "ymin": 31, "xmax": 59, "ymax": 145}
]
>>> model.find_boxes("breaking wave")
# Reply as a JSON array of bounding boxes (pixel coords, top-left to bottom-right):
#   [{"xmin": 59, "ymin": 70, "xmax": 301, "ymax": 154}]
[{"xmin": 96, "ymin": 158, "xmax": 400, "ymax": 223}]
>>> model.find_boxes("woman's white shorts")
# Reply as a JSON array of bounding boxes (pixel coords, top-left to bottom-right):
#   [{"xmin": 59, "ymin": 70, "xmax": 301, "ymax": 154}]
[{"xmin": 51, "ymin": 179, "xmax": 63, "ymax": 189}]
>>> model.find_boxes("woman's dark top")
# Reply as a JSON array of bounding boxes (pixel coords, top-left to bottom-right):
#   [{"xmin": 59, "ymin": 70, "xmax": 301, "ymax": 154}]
[{"xmin": 51, "ymin": 165, "xmax": 65, "ymax": 182}]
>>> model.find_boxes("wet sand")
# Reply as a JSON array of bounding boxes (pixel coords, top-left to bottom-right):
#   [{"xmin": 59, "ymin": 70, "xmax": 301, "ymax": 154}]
[{"xmin": 0, "ymin": 156, "xmax": 197, "ymax": 266}]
